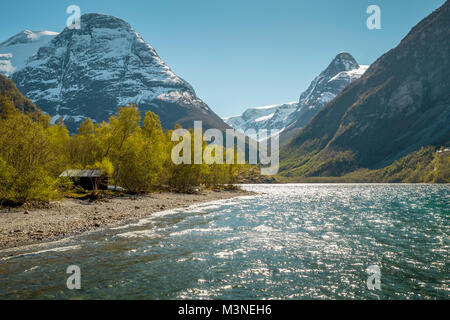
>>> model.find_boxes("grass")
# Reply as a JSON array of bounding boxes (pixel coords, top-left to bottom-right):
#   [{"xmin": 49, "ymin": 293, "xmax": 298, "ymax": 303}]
[{"xmin": 275, "ymin": 146, "xmax": 449, "ymax": 183}]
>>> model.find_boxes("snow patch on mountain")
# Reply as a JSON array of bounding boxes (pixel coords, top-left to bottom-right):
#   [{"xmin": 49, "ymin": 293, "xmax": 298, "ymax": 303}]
[
  {"xmin": 226, "ymin": 53, "xmax": 369, "ymax": 143},
  {"xmin": 0, "ymin": 30, "xmax": 58, "ymax": 76},
  {"xmin": 224, "ymin": 101, "xmax": 298, "ymax": 141},
  {"xmin": 10, "ymin": 14, "xmax": 226, "ymax": 132},
  {"xmin": 284, "ymin": 53, "xmax": 369, "ymax": 132}
]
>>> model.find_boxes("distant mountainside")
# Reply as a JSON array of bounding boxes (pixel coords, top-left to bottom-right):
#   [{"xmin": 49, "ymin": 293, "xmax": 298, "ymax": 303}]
[
  {"xmin": 6, "ymin": 13, "xmax": 228, "ymax": 132},
  {"xmin": 225, "ymin": 53, "xmax": 367, "ymax": 143},
  {"xmin": 280, "ymin": 1, "xmax": 450, "ymax": 178},
  {"xmin": 224, "ymin": 101, "xmax": 298, "ymax": 140},
  {"xmin": 277, "ymin": 146, "xmax": 449, "ymax": 183},
  {"xmin": 0, "ymin": 73, "xmax": 43, "ymax": 117},
  {"xmin": 0, "ymin": 30, "xmax": 58, "ymax": 76}
]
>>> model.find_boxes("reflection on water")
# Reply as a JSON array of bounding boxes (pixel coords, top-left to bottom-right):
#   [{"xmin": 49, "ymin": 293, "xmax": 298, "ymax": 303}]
[{"xmin": 0, "ymin": 184, "xmax": 448, "ymax": 299}]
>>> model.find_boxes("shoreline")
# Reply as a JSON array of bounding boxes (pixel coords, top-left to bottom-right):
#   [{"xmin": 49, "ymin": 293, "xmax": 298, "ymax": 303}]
[{"xmin": 0, "ymin": 189, "xmax": 255, "ymax": 250}]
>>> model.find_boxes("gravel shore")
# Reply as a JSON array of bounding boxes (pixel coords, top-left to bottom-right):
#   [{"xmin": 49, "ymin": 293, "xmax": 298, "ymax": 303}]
[{"xmin": 0, "ymin": 189, "xmax": 254, "ymax": 249}]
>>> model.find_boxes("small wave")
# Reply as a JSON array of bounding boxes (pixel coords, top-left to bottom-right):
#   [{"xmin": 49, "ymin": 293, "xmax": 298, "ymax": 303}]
[
  {"xmin": 214, "ymin": 250, "xmax": 234, "ymax": 258},
  {"xmin": 170, "ymin": 227, "xmax": 232, "ymax": 237},
  {"xmin": 192, "ymin": 204, "xmax": 221, "ymax": 211},
  {"xmin": 33, "ymin": 245, "xmax": 82, "ymax": 255},
  {"xmin": 24, "ymin": 266, "xmax": 39, "ymax": 273},
  {"xmin": 253, "ymin": 225, "xmax": 276, "ymax": 233},
  {"xmin": 1, "ymin": 245, "xmax": 81, "ymax": 261},
  {"xmin": 115, "ymin": 230, "xmax": 158, "ymax": 239}
]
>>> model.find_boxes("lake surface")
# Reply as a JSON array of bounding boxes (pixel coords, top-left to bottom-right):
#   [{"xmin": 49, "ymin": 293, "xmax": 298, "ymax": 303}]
[{"xmin": 0, "ymin": 184, "xmax": 448, "ymax": 300}]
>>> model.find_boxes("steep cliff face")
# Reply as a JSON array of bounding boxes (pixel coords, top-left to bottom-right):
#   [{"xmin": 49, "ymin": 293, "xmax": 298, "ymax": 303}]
[
  {"xmin": 280, "ymin": 1, "xmax": 450, "ymax": 177},
  {"xmin": 10, "ymin": 14, "xmax": 228, "ymax": 132}
]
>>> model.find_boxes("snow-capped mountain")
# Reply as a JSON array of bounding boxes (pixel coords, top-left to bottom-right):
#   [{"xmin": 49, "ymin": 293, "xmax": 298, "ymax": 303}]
[
  {"xmin": 9, "ymin": 14, "xmax": 228, "ymax": 132},
  {"xmin": 280, "ymin": 52, "xmax": 368, "ymax": 144},
  {"xmin": 289, "ymin": 52, "xmax": 368, "ymax": 128},
  {"xmin": 280, "ymin": 0, "xmax": 450, "ymax": 177},
  {"xmin": 0, "ymin": 30, "xmax": 59, "ymax": 76},
  {"xmin": 225, "ymin": 52, "xmax": 368, "ymax": 143},
  {"xmin": 224, "ymin": 101, "xmax": 298, "ymax": 140}
]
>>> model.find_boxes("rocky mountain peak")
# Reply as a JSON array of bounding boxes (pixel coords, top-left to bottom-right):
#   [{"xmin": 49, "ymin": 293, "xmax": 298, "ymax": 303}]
[
  {"xmin": 56, "ymin": 13, "xmax": 137, "ymax": 41},
  {"xmin": 322, "ymin": 52, "xmax": 360, "ymax": 77},
  {"xmin": 80, "ymin": 13, "xmax": 132, "ymax": 29},
  {"xmin": 10, "ymin": 13, "xmax": 227, "ymax": 132},
  {"xmin": 225, "ymin": 51, "xmax": 368, "ymax": 145}
]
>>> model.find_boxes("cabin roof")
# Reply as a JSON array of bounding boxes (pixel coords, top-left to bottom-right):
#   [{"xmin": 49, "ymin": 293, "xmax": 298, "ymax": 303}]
[{"xmin": 59, "ymin": 169, "xmax": 102, "ymax": 178}]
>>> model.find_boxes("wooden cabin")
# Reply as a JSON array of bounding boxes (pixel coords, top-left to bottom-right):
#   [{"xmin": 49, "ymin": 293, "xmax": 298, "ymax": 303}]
[{"xmin": 59, "ymin": 169, "xmax": 108, "ymax": 191}]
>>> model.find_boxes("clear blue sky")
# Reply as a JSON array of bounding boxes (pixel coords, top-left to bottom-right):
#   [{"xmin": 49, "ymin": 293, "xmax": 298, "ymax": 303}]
[{"xmin": 0, "ymin": 0, "xmax": 445, "ymax": 117}]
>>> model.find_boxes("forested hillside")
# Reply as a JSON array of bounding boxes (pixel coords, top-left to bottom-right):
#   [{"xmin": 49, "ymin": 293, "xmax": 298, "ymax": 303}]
[
  {"xmin": 0, "ymin": 81, "xmax": 252, "ymax": 205},
  {"xmin": 279, "ymin": 1, "xmax": 450, "ymax": 178}
]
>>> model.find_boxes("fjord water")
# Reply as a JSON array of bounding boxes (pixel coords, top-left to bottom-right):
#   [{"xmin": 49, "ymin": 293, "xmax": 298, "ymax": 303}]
[{"xmin": 0, "ymin": 184, "xmax": 448, "ymax": 300}]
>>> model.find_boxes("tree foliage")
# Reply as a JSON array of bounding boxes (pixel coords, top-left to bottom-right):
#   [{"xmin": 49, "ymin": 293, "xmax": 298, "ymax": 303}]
[{"xmin": 0, "ymin": 103, "xmax": 253, "ymax": 204}]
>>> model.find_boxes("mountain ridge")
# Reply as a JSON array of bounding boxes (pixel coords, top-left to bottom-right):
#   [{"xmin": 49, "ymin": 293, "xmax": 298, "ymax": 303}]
[
  {"xmin": 7, "ymin": 13, "xmax": 229, "ymax": 132},
  {"xmin": 279, "ymin": 1, "xmax": 450, "ymax": 177},
  {"xmin": 224, "ymin": 101, "xmax": 298, "ymax": 140},
  {"xmin": 226, "ymin": 52, "xmax": 368, "ymax": 144},
  {"xmin": 280, "ymin": 52, "xmax": 368, "ymax": 145}
]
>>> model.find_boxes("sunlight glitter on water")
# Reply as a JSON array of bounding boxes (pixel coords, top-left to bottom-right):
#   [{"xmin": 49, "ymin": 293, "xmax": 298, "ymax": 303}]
[{"xmin": 0, "ymin": 184, "xmax": 448, "ymax": 299}]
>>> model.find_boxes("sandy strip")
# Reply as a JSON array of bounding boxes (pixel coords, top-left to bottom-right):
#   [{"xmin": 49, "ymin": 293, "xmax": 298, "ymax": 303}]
[{"xmin": 0, "ymin": 189, "xmax": 254, "ymax": 250}]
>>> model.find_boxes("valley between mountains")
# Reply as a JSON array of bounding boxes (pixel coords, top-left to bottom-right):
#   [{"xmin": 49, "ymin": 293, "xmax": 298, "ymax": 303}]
[{"xmin": 1, "ymin": 3, "xmax": 449, "ymax": 183}]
